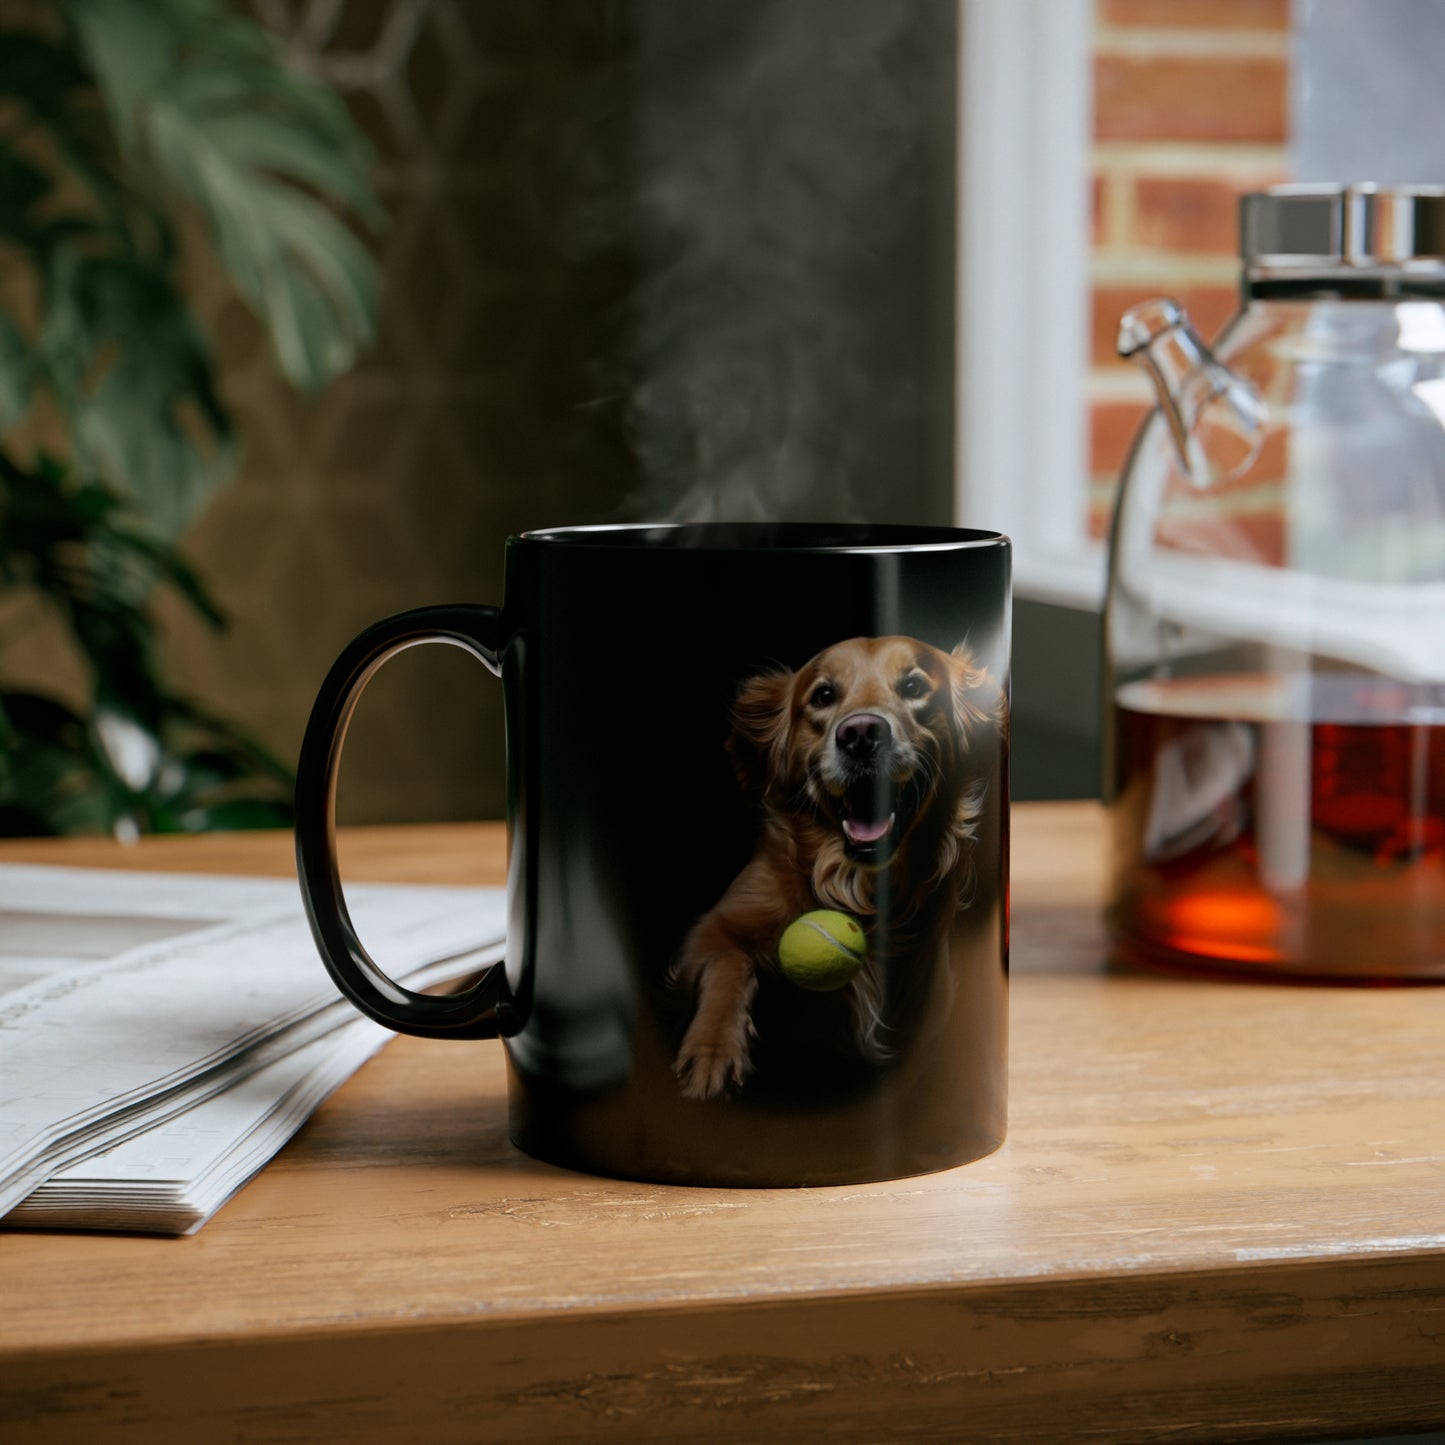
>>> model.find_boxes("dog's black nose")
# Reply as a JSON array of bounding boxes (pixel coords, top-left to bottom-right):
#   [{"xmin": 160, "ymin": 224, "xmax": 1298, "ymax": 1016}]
[{"xmin": 836, "ymin": 712, "xmax": 891, "ymax": 760}]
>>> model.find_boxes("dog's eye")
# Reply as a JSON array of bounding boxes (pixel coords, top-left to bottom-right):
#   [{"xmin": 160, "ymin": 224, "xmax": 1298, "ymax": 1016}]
[
  {"xmin": 897, "ymin": 673, "xmax": 930, "ymax": 700},
  {"xmin": 809, "ymin": 682, "xmax": 837, "ymax": 709}
]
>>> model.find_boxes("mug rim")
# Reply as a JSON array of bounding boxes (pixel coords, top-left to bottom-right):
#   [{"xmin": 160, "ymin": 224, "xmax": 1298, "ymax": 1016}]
[{"xmin": 515, "ymin": 522, "xmax": 1009, "ymax": 554}]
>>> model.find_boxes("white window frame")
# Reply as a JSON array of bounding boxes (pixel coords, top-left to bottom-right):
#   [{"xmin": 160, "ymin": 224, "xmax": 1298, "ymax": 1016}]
[{"xmin": 955, "ymin": 0, "xmax": 1105, "ymax": 611}]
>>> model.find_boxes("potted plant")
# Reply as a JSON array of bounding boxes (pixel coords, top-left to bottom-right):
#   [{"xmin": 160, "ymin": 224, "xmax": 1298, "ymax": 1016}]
[{"xmin": 0, "ymin": 0, "xmax": 381, "ymax": 835}]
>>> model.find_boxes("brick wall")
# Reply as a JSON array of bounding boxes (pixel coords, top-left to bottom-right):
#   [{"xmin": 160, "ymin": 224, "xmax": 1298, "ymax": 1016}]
[{"xmin": 1088, "ymin": 0, "xmax": 1291, "ymax": 538}]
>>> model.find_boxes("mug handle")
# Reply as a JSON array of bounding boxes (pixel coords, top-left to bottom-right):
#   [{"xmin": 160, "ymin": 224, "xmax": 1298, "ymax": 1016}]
[{"xmin": 295, "ymin": 604, "xmax": 508, "ymax": 1039}]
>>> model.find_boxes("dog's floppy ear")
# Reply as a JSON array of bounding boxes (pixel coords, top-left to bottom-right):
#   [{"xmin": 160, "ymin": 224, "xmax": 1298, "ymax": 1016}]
[
  {"xmin": 726, "ymin": 667, "xmax": 794, "ymax": 803},
  {"xmin": 948, "ymin": 642, "xmax": 1004, "ymax": 736}
]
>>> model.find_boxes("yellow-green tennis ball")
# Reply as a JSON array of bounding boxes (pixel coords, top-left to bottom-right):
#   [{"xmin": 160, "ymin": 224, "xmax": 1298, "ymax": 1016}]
[{"xmin": 778, "ymin": 910, "xmax": 867, "ymax": 991}]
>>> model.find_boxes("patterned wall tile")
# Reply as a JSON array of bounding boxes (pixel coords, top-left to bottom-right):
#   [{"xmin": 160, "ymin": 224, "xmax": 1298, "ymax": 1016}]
[{"xmin": 160, "ymin": 0, "xmax": 638, "ymax": 825}]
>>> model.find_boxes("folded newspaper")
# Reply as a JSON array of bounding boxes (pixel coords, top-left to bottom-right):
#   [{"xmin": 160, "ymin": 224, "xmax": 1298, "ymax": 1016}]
[{"xmin": 0, "ymin": 863, "xmax": 505, "ymax": 1235}]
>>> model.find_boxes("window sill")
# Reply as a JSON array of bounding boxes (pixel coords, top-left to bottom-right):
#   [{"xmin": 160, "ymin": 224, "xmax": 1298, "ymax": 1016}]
[{"xmin": 1012, "ymin": 541, "xmax": 1107, "ymax": 612}]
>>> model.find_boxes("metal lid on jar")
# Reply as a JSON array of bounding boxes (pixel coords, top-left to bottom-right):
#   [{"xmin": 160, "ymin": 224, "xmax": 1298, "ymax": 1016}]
[{"xmin": 1242, "ymin": 185, "xmax": 1445, "ymax": 282}]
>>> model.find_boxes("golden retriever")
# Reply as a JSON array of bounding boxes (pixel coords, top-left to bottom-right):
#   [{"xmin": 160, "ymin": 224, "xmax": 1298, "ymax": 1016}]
[{"xmin": 673, "ymin": 635, "xmax": 998, "ymax": 1100}]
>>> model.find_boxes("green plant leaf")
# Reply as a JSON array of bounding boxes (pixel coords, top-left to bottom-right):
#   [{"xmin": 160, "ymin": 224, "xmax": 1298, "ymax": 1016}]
[
  {"xmin": 173, "ymin": 797, "xmax": 292, "ymax": 832},
  {"xmin": 162, "ymin": 694, "xmax": 296, "ymax": 786},
  {"xmin": 0, "ymin": 31, "xmax": 91, "ymax": 131},
  {"xmin": 0, "ymin": 150, "xmax": 52, "ymax": 245},
  {"xmin": 66, "ymin": 0, "xmax": 382, "ymax": 392},
  {"xmin": 106, "ymin": 525, "xmax": 225, "ymax": 627},
  {"xmin": 0, "ymin": 1, "xmax": 357, "ymax": 838},
  {"xmin": 37, "ymin": 248, "xmax": 235, "ymax": 536},
  {"xmin": 0, "ymin": 451, "xmax": 223, "ymax": 732},
  {"xmin": 0, "ymin": 680, "xmax": 296, "ymax": 838},
  {"xmin": 55, "ymin": 0, "xmax": 176, "ymax": 154},
  {"xmin": 0, "ymin": 28, "xmax": 149, "ymax": 249},
  {"xmin": 0, "ymin": 315, "xmax": 32, "ymax": 429},
  {"xmin": 0, "ymin": 690, "xmax": 117, "ymax": 836},
  {"xmin": 142, "ymin": 105, "xmax": 381, "ymax": 391}
]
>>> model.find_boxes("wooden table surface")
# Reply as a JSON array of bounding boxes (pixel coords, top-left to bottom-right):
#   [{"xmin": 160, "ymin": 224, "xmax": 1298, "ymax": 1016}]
[{"xmin": 2, "ymin": 802, "xmax": 1443, "ymax": 1444}]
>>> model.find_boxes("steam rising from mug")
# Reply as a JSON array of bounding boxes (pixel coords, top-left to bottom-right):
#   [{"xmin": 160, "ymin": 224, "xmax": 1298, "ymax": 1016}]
[{"xmin": 554, "ymin": 0, "xmax": 956, "ymax": 525}]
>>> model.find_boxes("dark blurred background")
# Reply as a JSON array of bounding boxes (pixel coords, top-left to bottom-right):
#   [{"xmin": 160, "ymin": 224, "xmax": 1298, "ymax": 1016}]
[
  {"xmin": 10, "ymin": 0, "xmax": 1393, "ymax": 833},
  {"xmin": 150, "ymin": 0, "xmax": 959, "ymax": 826}
]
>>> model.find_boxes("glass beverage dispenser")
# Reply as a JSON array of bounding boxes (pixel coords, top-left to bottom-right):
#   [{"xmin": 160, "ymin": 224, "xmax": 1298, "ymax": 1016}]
[{"xmin": 1106, "ymin": 185, "xmax": 1445, "ymax": 981}]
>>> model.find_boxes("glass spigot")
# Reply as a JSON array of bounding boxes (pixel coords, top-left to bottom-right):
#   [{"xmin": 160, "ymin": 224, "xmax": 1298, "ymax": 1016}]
[{"xmin": 1118, "ymin": 297, "xmax": 1267, "ymax": 488}]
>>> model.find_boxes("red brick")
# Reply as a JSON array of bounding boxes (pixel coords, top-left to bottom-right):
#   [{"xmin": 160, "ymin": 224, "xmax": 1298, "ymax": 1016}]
[
  {"xmin": 1234, "ymin": 427, "xmax": 1287, "ymax": 486},
  {"xmin": 1090, "ymin": 399, "xmax": 1152, "ymax": 477},
  {"xmin": 1156, "ymin": 505, "xmax": 1286, "ymax": 565},
  {"xmin": 1133, "ymin": 176, "xmax": 1253, "ymax": 254},
  {"xmin": 1091, "ymin": 284, "xmax": 1240, "ymax": 368},
  {"xmin": 1102, "ymin": 0, "xmax": 1289, "ymax": 28},
  {"xmin": 1088, "ymin": 490, "xmax": 1119, "ymax": 542},
  {"xmin": 1094, "ymin": 55, "xmax": 1287, "ymax": 143},
  {"xmin": 1156, "ymin": 411, "xmax": 1288, "ymax": 495},
  {"xmin": 1092, "ymin": 175, "xmax": 1107, "ymax": 246}
]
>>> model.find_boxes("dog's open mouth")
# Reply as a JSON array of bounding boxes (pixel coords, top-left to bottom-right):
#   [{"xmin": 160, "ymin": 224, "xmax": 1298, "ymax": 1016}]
[{"xmin": 838, "ymin": 775, "xmax": 910, "ymax": 860}]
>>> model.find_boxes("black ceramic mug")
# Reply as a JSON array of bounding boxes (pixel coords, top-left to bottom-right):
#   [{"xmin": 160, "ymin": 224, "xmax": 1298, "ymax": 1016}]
[{"xmin": 296, "ymin": 523, "xmax": 1010, "ymax": 1187}]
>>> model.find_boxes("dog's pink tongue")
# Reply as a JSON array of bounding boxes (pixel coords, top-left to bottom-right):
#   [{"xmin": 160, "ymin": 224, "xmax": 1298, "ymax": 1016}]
[{"xmin": 844, "ymin": 814, "xmax": 893, "ymax": 844}]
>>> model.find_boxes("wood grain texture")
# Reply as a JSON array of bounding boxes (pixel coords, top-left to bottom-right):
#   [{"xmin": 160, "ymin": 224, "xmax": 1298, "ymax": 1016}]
[{"xmin": 2, "ymin": 804, "xmax": 1444, "ymax": 1443}]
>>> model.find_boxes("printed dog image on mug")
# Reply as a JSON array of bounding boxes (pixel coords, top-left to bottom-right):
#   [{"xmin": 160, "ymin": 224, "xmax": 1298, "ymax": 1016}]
[{"xmin": 673, "ymin": 635, "xmax": 1001, "ymax": 1101}]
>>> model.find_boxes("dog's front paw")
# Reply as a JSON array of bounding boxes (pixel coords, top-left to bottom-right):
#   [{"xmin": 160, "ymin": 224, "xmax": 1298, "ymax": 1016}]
[{"xmin": 674, "ymin": 1020, "xmax": 753, "ymax": 1101}]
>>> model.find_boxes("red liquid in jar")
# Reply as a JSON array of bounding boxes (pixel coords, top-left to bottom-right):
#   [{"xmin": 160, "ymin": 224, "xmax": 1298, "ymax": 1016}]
[{"xmin": 1109, "ymin": 674, "xmax": 1445, "ymax": 980}]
